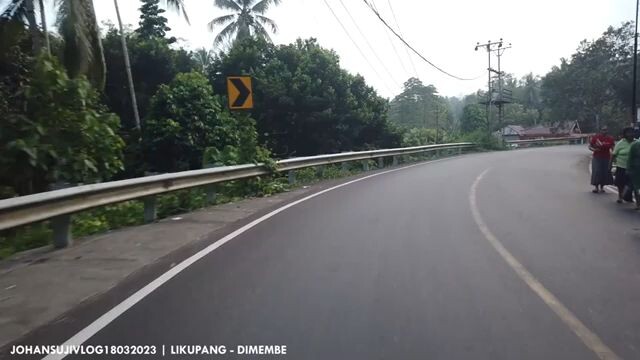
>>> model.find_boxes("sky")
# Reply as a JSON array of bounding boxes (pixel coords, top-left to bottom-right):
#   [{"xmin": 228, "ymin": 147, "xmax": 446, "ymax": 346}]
[{"xmin": 68, "ymin": 1, "xmax": 639, "ymax": 98}]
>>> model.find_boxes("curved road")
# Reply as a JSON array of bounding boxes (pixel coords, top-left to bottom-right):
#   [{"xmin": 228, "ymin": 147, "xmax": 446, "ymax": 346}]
[{"xmin": 27, "ymin": 146, "xmax": 640, "ymax": 359}]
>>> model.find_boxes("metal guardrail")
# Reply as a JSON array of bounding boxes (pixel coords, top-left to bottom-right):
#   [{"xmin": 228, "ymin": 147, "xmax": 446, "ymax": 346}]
[
  {"xmin": 0, "ymin": 142, "xmax": 475, "ymax": 248},
  {"xmin": 506, "ymin": 136, "xmax": 589, "ymax": 146}
]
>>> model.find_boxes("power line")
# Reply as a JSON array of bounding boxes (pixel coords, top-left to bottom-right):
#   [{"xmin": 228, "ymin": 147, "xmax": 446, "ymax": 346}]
[
  {"xmin": 385, "ymin": 0, "xmax": 419, "ymax": 77},
  {"xmin": 362, "ymin": 0, "xmax": 479, "ymax": 81},
  {"xmin": 321, "ymin": 0, "xmax": 396, "ymax": 94},
  {"xmin": 336, "ymin": 0, "xmax": 402, "ymax": 89},
  {"xmin": 369, "ymin": 0, "xmax": 412, "ymax": 80}
]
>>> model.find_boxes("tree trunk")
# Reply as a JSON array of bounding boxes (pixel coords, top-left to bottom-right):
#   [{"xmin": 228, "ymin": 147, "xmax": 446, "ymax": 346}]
[
  {"xmin": 38, "ymin": 0, "xmax": 50, "ymax": 55},
  {"xmin": 113, "ymin": 0, "xmax": 141, "ymax": 130},
  {"xmin": 25, "ymin": 0, "xmax": 41, "ymax": 54}
]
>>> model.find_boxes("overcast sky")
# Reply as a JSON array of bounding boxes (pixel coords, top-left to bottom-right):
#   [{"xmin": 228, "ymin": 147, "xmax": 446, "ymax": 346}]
[{"xmin": 88, "ymin": 1, "xmax": 634, "ymax": 98}]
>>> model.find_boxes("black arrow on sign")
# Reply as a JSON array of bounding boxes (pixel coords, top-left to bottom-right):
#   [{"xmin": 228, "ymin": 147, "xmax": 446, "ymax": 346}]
[{"xmin": 230, "ymin": 78, "xmax": 251, "ymax": 107}]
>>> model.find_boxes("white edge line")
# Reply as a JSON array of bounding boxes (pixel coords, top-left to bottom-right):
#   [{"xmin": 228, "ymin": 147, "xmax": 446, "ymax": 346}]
[
  {"xmin": 469, "ymin": 169, "xmax": 620, "ymax": 360},
  {"xmin": 43, "ymin": 157, "xmax": 455, "ymax": 360}
]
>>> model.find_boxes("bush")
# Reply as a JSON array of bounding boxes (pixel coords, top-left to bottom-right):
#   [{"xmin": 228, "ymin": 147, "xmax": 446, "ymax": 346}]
[
  {"xmin": 461, "ymin": 130, "xmax": 506, "ymax": 151},
  {"xmin": 0, "ymin": 55, "xmax": 124, "ymax": 196}
]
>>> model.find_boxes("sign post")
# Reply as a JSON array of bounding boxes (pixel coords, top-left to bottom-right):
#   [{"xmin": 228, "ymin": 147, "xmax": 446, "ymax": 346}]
[{"xmin": 227, "ymin": 76, "xmax": 253, "ymax": 110}]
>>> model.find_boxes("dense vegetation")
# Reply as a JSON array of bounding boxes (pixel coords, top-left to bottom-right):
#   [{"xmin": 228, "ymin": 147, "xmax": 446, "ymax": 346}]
[{"xmin": 389, "ymin": 22, "xmax": 638, "ymax": 141}]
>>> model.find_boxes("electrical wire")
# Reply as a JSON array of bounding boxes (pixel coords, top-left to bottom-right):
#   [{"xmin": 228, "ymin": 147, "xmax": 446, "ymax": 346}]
[
  {"xmin": 362, "ymin": 0, "xmax": 479, "ymax": 81},
  {"xmin": 385, "ymin": 0, "xmax": 419, "ymax": 77},
  {"xmin": 321, "ymin": 0, "xmax": 396, "ymax": 94},
  {"xmin": 336, "ymin": 0, "xmax": 402, "ymax": 88}
]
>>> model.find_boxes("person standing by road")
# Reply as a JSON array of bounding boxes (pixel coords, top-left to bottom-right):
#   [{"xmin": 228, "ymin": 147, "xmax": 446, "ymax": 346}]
[
  {"xmin": 626, "ymin": 138, "xmax": 640, "ymax": 209},
  {"xmin": 589, "ymin": 126, "xmax": 615, "ymax": 193},
  {"xmin": 611, "ymin": 127, "xmax": 635, "ymax": 203}
]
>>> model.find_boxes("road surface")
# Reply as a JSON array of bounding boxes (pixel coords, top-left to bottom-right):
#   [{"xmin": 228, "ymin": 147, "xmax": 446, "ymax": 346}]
[{"xmin": 15, "ymin": 146, "xmax": 640, "ymax": 359}]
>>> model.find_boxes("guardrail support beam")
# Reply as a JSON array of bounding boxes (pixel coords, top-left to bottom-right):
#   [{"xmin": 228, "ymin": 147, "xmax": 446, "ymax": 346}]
[
  {"xmin": 392, "ymin": 156, "xmax": 398, "ymax": 166},
  {"xmin": 378, "ymin": 157, "xmax": 384, "ymax": 169},
  {"xmin": 205, "ymin": 185, "xmax": 217, "ymax": 205},
  {"xmin": 144, "ymin": 196, "xmax": 157, "ymax": 223},
  {"xmin": 316, "ymin": 165, "xmax": 325, "ymax": 178},
  {"xmin": 341, "ymin": 162, "xmax": 349, "ymax": 173},
  {"xmin": 51, "ymin": 214, "xmax": 72, "ymax": 248},
  {"xmin": 362, "ymin": 160, "xmax": 370, "ymax": 171},
  {"xmin": 288, "ymin": 170, "xmax": 296, "ymax": 185}
]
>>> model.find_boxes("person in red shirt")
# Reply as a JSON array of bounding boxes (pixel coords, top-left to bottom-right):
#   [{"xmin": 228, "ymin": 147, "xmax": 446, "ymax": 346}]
[{"xmin": 590, "ymin": 126, "xmax": 615, "ymax": 193}]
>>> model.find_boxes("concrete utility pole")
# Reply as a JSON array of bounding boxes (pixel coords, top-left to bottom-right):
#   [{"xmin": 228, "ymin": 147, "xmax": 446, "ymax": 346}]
[{"xmin": 475, "ymin": 39, "xmax": 511, "ymax": 136}]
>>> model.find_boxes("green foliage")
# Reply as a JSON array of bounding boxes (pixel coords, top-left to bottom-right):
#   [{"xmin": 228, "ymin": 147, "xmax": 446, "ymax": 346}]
[
  {"xmin": 541, "ymin": 22, "xmax": 636, "ymax": 133},
  {"xmin": 73, "ymin": 201, "xmax": 144, "ymax": 236},
  {"xmin": 57, "ymin": 0, "xmax": 106, "ymax": 90},
  {"xmin": 143, "ymin": 71, "xmax": 270, "ymax": 173},
  {"xmin": 209, "ymin": 37, "xmax": 402, "ymax": 158},
  {"xmin": 137, "ymin": 0, "xmax": 174, "ymax": 42},
  {"xmin": 460, "ymin": 104, "xmax": 487, "ymax": 134},
  {"xmin": 402, "ymin": 128, "xmax": 442, "ymax": 146},
  {"xmin": 389, "ymin": 77, "xmax": 452, "ymax": 131},
  {"xmin": 102, "ymin": 25, "xmax": 195, "ymax": 129},
  {"xmin": 0, "ymin": 55, "xmax": 124, "ymax": 196},
  {"xmin": 461, "ymin": 130, "xmax": 505, "ymax": 151},
  {"xmin": 0, "ymin": 224, "xmax": 51, "ymax": 259}
]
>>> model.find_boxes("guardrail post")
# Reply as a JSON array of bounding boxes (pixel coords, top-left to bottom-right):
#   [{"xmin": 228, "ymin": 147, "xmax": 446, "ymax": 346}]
[
  {"xmin": 316, "ymin": 165, "xmax": 325, "ymax": 178},
  {"xmin": 378, "ymin": 157, "xmax": 384, "ymax": 169},
  {"xmin": 288, "ymin": 170, "xmax": 296, "ymax": 185},
  {"xmin": 392, "ymin": 156, "xmax": 398, "ymax": 166},
  {"xmin": 144, "ymin": 196, "xmax": 157, "ymax": 223},
  {"xmin": 51, "ymin": 214, "xmax": 72, "ymax": 248},
  {"xmin": 341, "ymin": 162, "xmax": 349, "ymax": 174},
  {"xmin": 362, "ymin": 160, "xmax": 370, "ymax": 171},
  {"xmin": 205, "ymin": 185, "xmax": 216, "ymax": 205}
]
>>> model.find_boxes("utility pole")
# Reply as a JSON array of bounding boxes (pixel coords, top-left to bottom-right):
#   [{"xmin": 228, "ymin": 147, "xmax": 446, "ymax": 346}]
[
  {"xmin": 633, "ymin": 0, "xmax": 639, "ymax": 125},
  {"xmin": 475, "ymin": 39, "xmax": 511, "ymax": 136}
]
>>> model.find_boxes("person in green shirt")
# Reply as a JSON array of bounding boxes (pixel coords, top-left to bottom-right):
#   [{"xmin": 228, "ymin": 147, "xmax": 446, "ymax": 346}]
[
  {"xmin": 626, "ymin": 129, "xmax": 640, "ymax": 210},
  {"xmin": 612, "ymin": 127, "xmax": 635, "ymax": 203}
]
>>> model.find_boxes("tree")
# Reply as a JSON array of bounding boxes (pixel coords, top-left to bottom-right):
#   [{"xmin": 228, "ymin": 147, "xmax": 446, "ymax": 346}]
[
  {"xmin": 57, "ymin": 0, "xmax": 106, "ymax": 90},
  {"xmin": 208, "ymin": 0, "xmax": 280, "ymax": 46},
  {"xmin": 389, "ymin": 77, "xmax": 451, "ymax": 132},
  {"xmin": 0, "ymin": 55, "xmax": 124, "ymax": 196},
  {"xmin": 209, "ymin": 37, "xmax": 401, "ymax": 157},
  {"xmin": 541, "ymin": 22, "xmax": 636, "ymax": 133},
  {"xmin": 102, "ymin": 25, "xmax": 195, "ymax": 129},
  {"xmin": 1, "ymin": 0, "xmax": 50, "ymax": 54},
  {"xmin": 460, "ymin": 104, "xmax": 486, "ymax": 134},
  {"xmin": 142, "ymin": 71, "xmax": 267, "ymax": 172},
  {"xmin": 192, "ymin": 47, "xmax": 214, "ymax": 72},
  {"xmin": 137, "ymin": 0, "xmax": 173, "ymax": 41}
]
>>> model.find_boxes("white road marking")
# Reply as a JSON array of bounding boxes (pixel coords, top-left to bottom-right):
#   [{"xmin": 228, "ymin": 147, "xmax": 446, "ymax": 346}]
[
  {"xmin": 43, "ymin": 157, "xmax": 457, "ymax": 360},
  {"xmin": 469, "ymin": 169, "xmax": 621, "ymax": 360}
]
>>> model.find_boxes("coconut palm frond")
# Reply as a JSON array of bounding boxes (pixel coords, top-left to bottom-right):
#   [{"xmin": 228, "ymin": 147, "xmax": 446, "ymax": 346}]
[
  {"xmin": 164, "ymin": 0, "xmax": 190, "ymax": 25},
  {"xmin": 214, "ymin": 0, "xmax": 242, "ymax": 11},
  {"xmin": 251, "ymin": 0, "xmax": 280, "ymax": 14},
  {"xmin": 255, "ymin": 14, "xmax": 276, "ymax": 33},
  {"xmin": 214, "ymin": 20, "xmax": 238, "ymax": 45},
  {"xmin": 208, "ymin": 13, "xmax": 236, "ymax": 31}
]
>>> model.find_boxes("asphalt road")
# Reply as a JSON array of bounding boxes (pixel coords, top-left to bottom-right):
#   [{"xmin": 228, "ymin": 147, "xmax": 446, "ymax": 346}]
[{"xmin": 30, "ymin": 146, "xmax": 640, "ymax": 359}]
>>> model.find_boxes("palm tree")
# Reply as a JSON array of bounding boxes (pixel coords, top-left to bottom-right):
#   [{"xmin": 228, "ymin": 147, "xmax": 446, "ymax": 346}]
[
  {"xmin": 1, "ymin": 0, "xmax": 43, "ymax": 53},
  {"xmin": 57, "ymin": 0, "xmax": 106, "ymax": 90},
  {"xmin": 208, "ymin": 0, "xmax": 280, "ymax": 46},
  {"xmin": 163, "ymin": 0, "xmax": 190, "ymax": 24},
  {"xmin": 192, "ymin": 47, "xmax": 214, "ymax": 72},
  {"xmin": 1, "ymin": 0, "xmax": 103, "ymax": 87}
]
